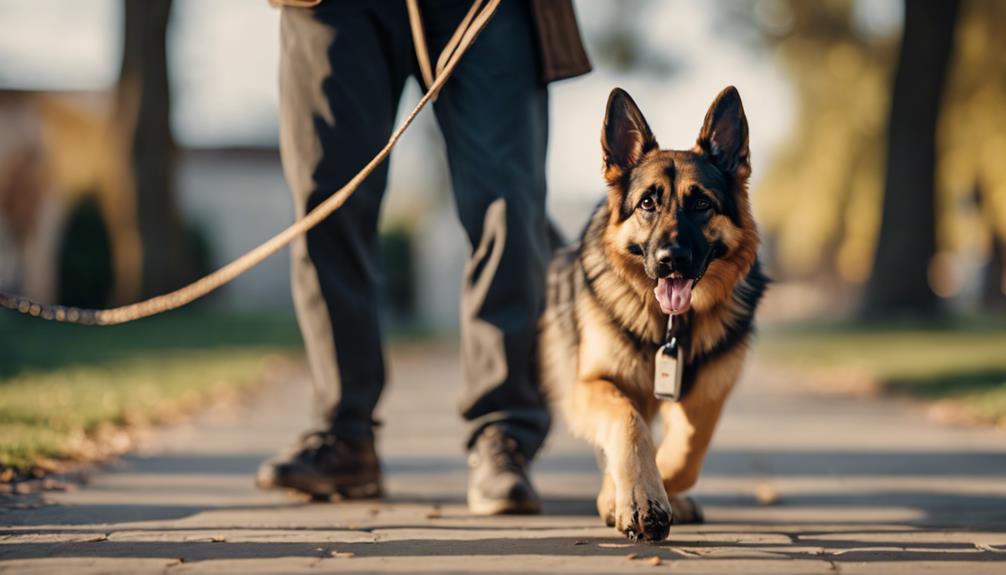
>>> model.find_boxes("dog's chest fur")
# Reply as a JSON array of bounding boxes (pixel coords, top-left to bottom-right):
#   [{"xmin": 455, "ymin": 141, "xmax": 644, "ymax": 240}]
[{"xmin": 539, "ymin": 200, "xmax": 767, "ymax": 415}]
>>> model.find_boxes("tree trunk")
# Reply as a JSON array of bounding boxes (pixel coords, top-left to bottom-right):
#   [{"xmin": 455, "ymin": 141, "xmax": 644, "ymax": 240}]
[
  {"xmin": 982, "ymin": 238, "xmax": 1006, "ymax": 310},
  {"xmin": 117, "ymin": 0, "xmax": 195, "ymax": 298},
  {"xmin": 861, "ymin": 0, "xmax": 960, "ymax": 319},
  {"xmin": 975, "ymin": 181, "xmax": 1006, "ymax": 310}
]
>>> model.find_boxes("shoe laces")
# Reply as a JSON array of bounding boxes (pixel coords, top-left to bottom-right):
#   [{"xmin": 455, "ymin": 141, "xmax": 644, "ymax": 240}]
[
  {"xmin": 471, "ymin": 427, "xmax": 526, "ymax": 472},
  {"xmin": 296, "ymin": 430, "xmax": 343, "ymax": 462}
]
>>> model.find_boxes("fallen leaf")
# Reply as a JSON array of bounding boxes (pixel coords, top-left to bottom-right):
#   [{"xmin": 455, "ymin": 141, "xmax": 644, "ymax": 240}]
[
  {"xmin": 14, "ymin": 482, "xmax": 38, "ymax": 495},
  {"xmin": 647, "ymin": 556, "xmax": 662, "ymax": 566},
  {"xmin": 425, "ymin": 507, "xmax": 442, "ymax": 519},
  {"xmin": 754, "ymin": 482, "xmax": 779, "ymax": 505}
]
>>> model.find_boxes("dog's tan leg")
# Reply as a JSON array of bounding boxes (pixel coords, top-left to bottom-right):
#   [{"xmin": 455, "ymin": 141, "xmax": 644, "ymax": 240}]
[
  {"xmin": 656, "ymin": 347, "xmax": 747, "ymax": 524},
  {"xmin": 570, "ymin": 379, "xmax": 671, "ymax": 541},
  {"xmin": 596, "ymin": 465, "xmax": 616, "ymax": 527}
]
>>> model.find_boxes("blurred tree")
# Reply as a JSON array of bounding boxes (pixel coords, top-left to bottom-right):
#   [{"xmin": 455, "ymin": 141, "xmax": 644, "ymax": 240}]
[
  {"xmin": 861, "ymin": 0, "xmax": 959, "ymax": 317},
  {"xmin": 743, "ymin": 0, "xmax": 1006, "ymax": 316},
  {"xmin": 589, "ymin": 0, "xmax": 678, "ymax": 75},
  {"xmin": 983, "ymin": 240, "xmax": 1006, "ymax": 309},
  {"xmin": 975, "ymin": 182, "xmax": 1006, "ymax": 309},
  {"xmin": 937, "ymin": 0, "xmax": 1006, "ymax": 309},
  {"xmin": 117, "ymin": 0, "xmax": 196, "ymax": 298},
  {"xmin": 739, "ymin": 0, "xmax": 898, "ymax": 288}
]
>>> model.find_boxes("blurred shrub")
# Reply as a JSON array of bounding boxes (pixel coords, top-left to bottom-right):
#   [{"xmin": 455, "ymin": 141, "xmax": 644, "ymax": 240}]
[
  {"xmin": 57, "ymin": 197, "xmax": 113, "ymax": 308},
  {"xmin": 185, "ymin": 219, "xmax": 213, "ymax": 282},
  {"xmin": 56, "ymin": 197, "xmax": 212, "ymax": 309}
]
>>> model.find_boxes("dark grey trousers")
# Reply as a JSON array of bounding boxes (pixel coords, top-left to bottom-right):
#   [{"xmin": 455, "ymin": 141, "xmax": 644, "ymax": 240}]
[{"xmin": 279, "ymin": 0, "xmax": 551, "ymax": 458}]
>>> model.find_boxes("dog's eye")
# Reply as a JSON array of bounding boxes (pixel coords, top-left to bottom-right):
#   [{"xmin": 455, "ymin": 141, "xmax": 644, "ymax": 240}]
[
  {"xmin": 638, "ymin": 195, "xmax": 656, "ymax": 212},
  {"xmin": 693, "ymin": 198, "xmax": 712, "ymax": 211}
]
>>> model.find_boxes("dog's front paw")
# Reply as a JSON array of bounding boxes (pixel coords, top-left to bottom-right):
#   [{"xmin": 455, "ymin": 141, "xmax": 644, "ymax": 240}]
[{"xmin": 614, "ymin": 488, "xmax": 672, "ymax": 542}]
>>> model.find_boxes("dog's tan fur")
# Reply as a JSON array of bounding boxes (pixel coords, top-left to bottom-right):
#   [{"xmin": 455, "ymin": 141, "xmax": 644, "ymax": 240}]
[{"xmin": 540, "ymin": 86, "xmax": 766, "ymax": 541}]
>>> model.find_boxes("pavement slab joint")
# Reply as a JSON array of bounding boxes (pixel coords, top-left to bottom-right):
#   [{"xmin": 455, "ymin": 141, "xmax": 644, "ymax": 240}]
[{"xmin": 1, "ymin": 351, "xmax": 1004, "ymax": 573}]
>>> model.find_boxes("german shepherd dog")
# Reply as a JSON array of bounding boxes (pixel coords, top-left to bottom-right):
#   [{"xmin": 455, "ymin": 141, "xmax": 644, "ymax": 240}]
[{"xmin": 540, "ymin": 86, "xmax": 767, "ymax": 542}]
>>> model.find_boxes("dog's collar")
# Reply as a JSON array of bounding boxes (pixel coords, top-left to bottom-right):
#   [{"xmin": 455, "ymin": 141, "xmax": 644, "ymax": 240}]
[{"xmin": 660, "ymin": 311, "xmax": 691, "ymax": 350}]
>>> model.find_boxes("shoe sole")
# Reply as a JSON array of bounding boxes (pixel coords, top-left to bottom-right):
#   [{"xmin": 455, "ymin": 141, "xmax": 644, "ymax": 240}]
[
  {"xmin": 467, "ymin": 487, "xmax": 542, "ymax": 516},
  {"xmin": 257, "ymin": 475, "xmax": 383, "ymax": 500}
]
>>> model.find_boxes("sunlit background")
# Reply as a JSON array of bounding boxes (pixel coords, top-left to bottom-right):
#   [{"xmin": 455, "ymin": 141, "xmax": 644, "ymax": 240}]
[
  {"xmin": 1, "ymin": 0, "xmax": 1005, "ymax": 473},
  {"xmin": 2, "ymin": 0, "xmax": 1001, "ymax": 325}
]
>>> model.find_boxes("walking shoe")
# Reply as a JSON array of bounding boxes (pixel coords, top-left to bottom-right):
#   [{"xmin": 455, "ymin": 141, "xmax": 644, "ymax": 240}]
[
  {"xmin": 466, "ymin": 426, "xmax": 542, "ymax": 515},
  {"xmin": 255, "ymin": 431, "xmax": 382, "ymax": 500}
]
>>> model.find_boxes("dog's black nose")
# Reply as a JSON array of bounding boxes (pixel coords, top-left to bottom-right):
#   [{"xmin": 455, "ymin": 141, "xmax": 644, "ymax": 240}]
[{"xmin": 657, "ymin": 246, "xmax": 692, "ymax": 270}]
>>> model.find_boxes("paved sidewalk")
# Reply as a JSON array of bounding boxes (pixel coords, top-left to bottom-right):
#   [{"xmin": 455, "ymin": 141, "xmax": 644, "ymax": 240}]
[{"xmin": 1, "ymin": 342, "xmax": 1005, "ymax": 574}]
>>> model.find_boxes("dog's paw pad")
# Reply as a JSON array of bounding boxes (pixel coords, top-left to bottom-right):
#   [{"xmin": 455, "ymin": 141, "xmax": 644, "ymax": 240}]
[
  {"xmin": 641, "ymin": 499, "xmax": 671, "ymax": 541},
  {"xmin": 616, "ymin": 499, "xmax": 671, "ymax": 542}
]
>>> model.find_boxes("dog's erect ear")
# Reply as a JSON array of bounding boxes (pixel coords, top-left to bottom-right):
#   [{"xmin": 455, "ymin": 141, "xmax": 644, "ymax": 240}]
[
  {"xmin": 602, "ymin": 88, "xmax": 657, "ymax": 186},
  {"xmin": 697, "ymin": 86, "xmax": 749, "ymax": 179}
]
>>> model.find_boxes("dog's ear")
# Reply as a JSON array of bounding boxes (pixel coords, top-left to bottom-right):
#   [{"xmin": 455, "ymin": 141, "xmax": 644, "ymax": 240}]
[
  {"xmin": 697, "ymin": 86, "xmax": 749, "ymax": 179},
  {"xmin": 602, "ymin": 88, "xmax": 657, "ymax": 187}
]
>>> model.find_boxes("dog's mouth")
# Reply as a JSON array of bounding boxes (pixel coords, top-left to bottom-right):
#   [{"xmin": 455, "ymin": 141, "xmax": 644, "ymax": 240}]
[{"xmin": 654, "ymin": 275, "xmax": 693, "ymax": 315}]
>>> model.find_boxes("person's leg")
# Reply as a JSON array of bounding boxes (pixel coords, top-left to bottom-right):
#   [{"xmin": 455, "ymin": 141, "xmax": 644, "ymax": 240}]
[
  {"xmin": 425, "ymin": 0, "xmax": 551, "ymax": 506},
  {"xmin": 258, "ymin": 0, "xmax": 412, "ymax": 498}
]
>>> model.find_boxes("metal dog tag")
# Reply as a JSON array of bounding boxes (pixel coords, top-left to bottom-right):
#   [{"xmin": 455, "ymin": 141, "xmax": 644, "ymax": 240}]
[{"xmin": 654, "ymin": 317, "xmax": 684, "ymax": 401}]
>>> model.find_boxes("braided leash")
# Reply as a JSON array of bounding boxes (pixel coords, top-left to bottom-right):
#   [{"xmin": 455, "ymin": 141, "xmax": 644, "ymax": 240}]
[{"xmin": 0, "ymin": 0, "xmax": 500, "ymax": 326}]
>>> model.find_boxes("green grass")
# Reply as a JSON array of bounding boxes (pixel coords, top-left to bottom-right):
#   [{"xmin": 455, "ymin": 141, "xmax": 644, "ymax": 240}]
[
  {"xmin": 759, "ymin": 321, "xmax": 1006, "ymax": 425},
  {"xmin": 0, "ymin": 310, "xmax": 304, "ymax": 378},
  {"xmin": 0, "ymin": 311, "xmax": 304, "ymax": 473}
]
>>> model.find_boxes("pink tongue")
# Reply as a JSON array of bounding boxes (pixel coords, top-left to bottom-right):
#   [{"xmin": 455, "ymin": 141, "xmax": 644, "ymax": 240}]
[{"xmin": 654, "ymin": 278, "xmax": 693, "ymax": 315}]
